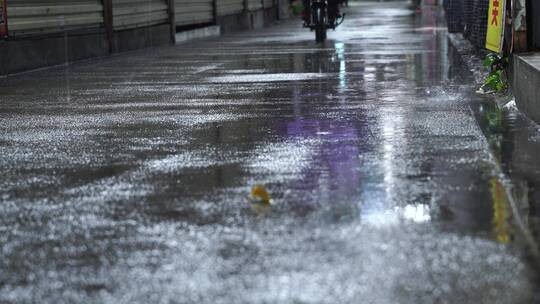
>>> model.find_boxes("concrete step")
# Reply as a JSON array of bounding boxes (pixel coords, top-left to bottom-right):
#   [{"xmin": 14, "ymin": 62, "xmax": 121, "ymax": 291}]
[
  {"xmin": 175, "ymin": 25, "xmax": 221, "ymax": 45},
  {"xmin": 514, "ymin": 53, "xmax": 540, "ymax": 124}
]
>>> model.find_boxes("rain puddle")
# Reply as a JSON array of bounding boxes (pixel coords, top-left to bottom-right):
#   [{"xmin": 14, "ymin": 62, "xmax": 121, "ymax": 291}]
[{"xmin": 206, "ymin": 73, "xmax": 330, "ymax": 83}]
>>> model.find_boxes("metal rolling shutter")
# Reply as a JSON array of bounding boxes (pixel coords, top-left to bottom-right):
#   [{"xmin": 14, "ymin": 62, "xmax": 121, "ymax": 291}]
[
  {"xmin": 246, "ymin": 0, "xmax": 262, "ymax": 11},
  {"xmin": 113, "ymin": 0, "xmax": 168, "ymax": 30},
  {"xmin": 216, "ymin": 0, "xmax": 243, "ymax": 16},
  {"xmin": 6, "ymin": 0, "xmax": 104, "ymax": 36},
  {"xmin": 175, "ymin": 0, "xmax": 213, "ymax": 26},
  {"xmin": 263, "ymin": 0, "xmax": 273, "ymax": 8}
]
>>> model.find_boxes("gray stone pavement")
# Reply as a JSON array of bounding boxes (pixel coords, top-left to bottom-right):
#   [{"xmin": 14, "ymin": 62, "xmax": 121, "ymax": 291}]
[{"xmin": 0, "ymin": 2, "xmax": 538, "ymax": 303}]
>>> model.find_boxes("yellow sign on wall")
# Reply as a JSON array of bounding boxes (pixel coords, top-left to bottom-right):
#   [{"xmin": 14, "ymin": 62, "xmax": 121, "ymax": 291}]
[{"xmin": 486, "ymin": 0, "xmax": 506, "ymax": 53}]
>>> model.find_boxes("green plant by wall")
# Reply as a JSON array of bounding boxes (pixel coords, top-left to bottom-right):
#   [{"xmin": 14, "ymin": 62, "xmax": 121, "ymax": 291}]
[{"xmin": 479, "ymin": 53, "xmax": 509, "ymax": 94}]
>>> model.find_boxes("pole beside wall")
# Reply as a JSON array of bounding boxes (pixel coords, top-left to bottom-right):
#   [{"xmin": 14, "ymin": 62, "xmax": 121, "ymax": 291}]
[
  {"xmin": 530, "ymin": 0, "xmax": 540, "ymax": 49},
  {"xmin": 213, "ymin": 0, "xmax": 218, "ymax": 23},
  {"xmin": 168, "ymin": 0, "xmax": 176, "ymax": 43},
  {"xmin": 0, "ymin": 0, "xmax": 7, "ymax": 37},
  {"xmin": 103, "ymin": 0, "xmax": 114, "ymax": 52}
]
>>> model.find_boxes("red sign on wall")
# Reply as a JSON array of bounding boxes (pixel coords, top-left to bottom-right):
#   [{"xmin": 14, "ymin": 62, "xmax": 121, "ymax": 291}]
[{"xmin": 0, "ymin": 0, "xmax": 7, "ymax": 37}]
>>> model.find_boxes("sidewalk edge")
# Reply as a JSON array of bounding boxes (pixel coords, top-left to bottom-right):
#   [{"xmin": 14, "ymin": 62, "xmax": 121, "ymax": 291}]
[{"xmin": 447, "ymin": 32, "xmax": 540, "ymax": 261}]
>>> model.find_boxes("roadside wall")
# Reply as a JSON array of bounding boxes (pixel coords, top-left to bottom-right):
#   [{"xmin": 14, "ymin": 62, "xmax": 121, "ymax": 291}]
[
  {"xmin": 444, "ymin": 0, "xmax": 540, "ymax": 127},
  {"xmin": 0, "ymin": 0, "xmax": 285, "ymax": 76}
]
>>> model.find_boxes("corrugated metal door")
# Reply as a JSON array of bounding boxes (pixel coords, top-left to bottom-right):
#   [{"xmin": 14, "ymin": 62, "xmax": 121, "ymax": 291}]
[
  {"xmin": 263, "ymin": 0, "xmax": 273, "ymax": 8},
  {"xmin": 6, "ymin": 0, "xmax": 104, "ymax": 36},
  {"xmin": 175, "ymin": 0, "xmax": 213, "ymax": 26},
  {"xmin": 216, "ymin": 0, "xmax": 244, "ymax": 16},
  {"xmin": 247, "ymin": 0, "xmax": 262, "ymax": 11},
  {"xmin": 113, "ymin": 0, "xmax": 168, "ymax": 30}
]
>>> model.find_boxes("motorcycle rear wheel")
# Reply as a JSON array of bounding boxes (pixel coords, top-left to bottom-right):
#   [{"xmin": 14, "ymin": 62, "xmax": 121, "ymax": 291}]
[{"xmin": 314, "ymin": 7, "xmax": 326, "ymax": 43}]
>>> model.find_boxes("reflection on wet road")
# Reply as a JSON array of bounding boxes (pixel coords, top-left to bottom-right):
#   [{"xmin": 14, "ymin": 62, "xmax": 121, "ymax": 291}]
[{"xmin": 0, "ymin": 2, "xmax": 538, "ymax": 303}]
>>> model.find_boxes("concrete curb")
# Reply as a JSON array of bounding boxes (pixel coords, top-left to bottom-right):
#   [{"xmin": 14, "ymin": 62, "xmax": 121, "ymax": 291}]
[
  {"xmin": 175, "ymin": 25, "xmax": 221, "ymax": 45},
  {"xmin": 447, "ymin": 33, "xmax": 488, "ymax": 86},
  {"xmin": 447, "ymin": 32, "xmax": 540, "ymax": 260},
  {"xmin": 513, "ymin": 54, "xmax": 540, "ymax": 125}
]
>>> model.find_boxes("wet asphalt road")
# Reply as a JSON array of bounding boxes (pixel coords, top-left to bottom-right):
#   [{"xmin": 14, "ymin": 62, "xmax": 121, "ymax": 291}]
[{"xmin": 0, "ymin": 2, "xmax": 538, "ymax": 303}]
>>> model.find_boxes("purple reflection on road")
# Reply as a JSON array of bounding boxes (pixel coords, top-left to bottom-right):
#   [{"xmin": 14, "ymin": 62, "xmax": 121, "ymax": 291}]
[{"xmin": 277, "ymin": 117, "xmax": 362, "ymax": 205}]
